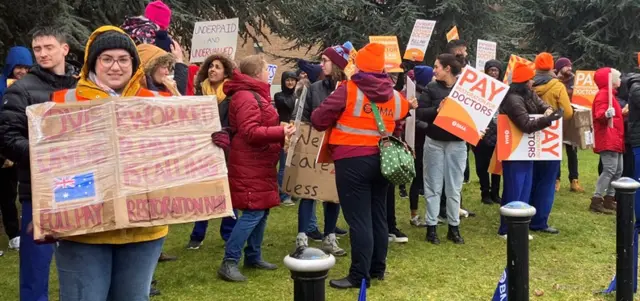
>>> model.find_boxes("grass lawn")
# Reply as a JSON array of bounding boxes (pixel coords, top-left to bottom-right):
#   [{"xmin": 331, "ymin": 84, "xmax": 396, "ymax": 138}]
[{"xmin": 0, "ymin": 150, "xmax": 635, "ymax": 300}]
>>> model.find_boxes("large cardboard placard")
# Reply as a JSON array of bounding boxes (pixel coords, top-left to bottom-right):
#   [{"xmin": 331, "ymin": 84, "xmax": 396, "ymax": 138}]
[
  {"xmin": 433, "ymin": 66, "xmax": 508, "ymax": 146},
  {"xmin": 503, "ymin": 55, "xmax": 535, "ymax": 84},
  {"xmin": 369, "ymin": 36, "xmax": 403, "ymax": 73},
  {"xmin": 283, "ymin": 123, "xmax": 338, "ymax": 203},
  {"xmin": 475, "ymin": 39, "xmax": 497, "ymax": 71},
  {"xmin": 190, "ymin": 18, "xmax": 239, "ymax": 63},
  {"xmin": 572, "ymin": 70, "xmax": 598, "ymax": 109},
  {"xmin": 496, "ymin": 114, "xmax": 563, "ymax": 161},
  {"xmin": 403, "ymin": 19, "xmax": 437, "ymax": 62},
  {"xmin": 27, "ymin": 96, "xmax": 233, "ymax": 239}
]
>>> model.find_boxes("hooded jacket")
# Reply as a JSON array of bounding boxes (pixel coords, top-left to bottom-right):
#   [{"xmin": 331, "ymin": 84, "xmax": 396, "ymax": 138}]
[
  {"xmin": 311, "ymin": 72, "xmax": 408, "ymax": 161},
  {"xmin": 499, "ymin": 89, "xmax": 552, "ymax": 134},
  {"xmin": 592, "ymin": 68, "xmax": 625, "ymax": 154},
  {"xmin": 137, "ymin": 43, "xmax": 185, "ymax": 95},
  {"xmin": 532, "ymin": 71, "xmax": 573, "ymax": 120},
  {"xmin": 224, "ymin": 69, "xmax": 285, "ymax": 210},
  {"xmin": 274, "ymin": 71, "xmax": 298, "ymax": 123},
  {"xmin": 0, "ymin": 46, "xmax": 33, "ymax": 97},
  {"xmin": 625, "ymin": 73, "xmax": 640, "ymax": 147},
  {"xmin": 121, "ymin": 16, "xmax": 160, "ymax": 45},
  {"xmin": 0, "ymin": 56, "xmax": 77, "ymax": 204},
  {"xmin": 52, "ymin": 26, "xmax": 169, "ymax": 245}
]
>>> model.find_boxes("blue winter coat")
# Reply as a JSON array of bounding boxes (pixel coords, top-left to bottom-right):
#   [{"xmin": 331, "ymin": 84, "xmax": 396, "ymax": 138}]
[{"xmin": 0, "ymin": 46, "xmax": 33, "ymax": 97}]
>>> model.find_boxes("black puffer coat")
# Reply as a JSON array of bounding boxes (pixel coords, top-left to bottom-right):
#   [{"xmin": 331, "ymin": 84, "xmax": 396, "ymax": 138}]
[
  {"xmin": 274, "ymin": 71, "xmax": 298, "ymax": 123},
  {"xmin": 0, "ymin": 64, "xmax": 78, "ymax": 203}
]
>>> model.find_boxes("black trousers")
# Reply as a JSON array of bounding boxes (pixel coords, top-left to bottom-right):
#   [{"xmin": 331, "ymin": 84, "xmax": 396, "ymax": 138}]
[
  {"xmin": 387, "ymin": 184, "xmax": 397, "ymax": 230},
  {"xmin": 598, "ymin": 144, "xmax": 635, "ymax": 178},
  {"xmin": 473, "ymin": 141, "xmax": 501, "ymax": 198},
  {"xmin": 464, "ymin": 144, "xmax": 470, "ymax": 182},
  {"xmin": 335, "ymin": 155, "xmax": 389, "ymax": 283},
  {"xmin": 0, "ymin": 166, "xmax": 19, "ymax": 239},
  {"xmin": 409, "ymin": 155, "xmax": 424, "ymax": 211},
  {"xmin": 558, "ymin": 145, "xmax": 579, "ymax": 181}
]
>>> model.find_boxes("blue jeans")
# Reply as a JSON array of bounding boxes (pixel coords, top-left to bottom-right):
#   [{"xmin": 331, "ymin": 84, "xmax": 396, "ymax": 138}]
[
  {"xmin": 224, "ymin": 209, "xmax": 269, "ymax": 264},
  {"xmin": 20, "ymin": 201, "xmax": 54, "ymax": 301},
  {"xmin": 55, "ymin": 238, "xmax": 165, "ymax": 301},
  {"xmin": 278, "ymin": 150, "xmax": 290, "ymax": 201},
  {"xmin": 298, "ymin": 199, "xmax": 340, "ymax": 235},
  {"xmin": 633, "ymin": 147, "xmax": 640, "ymax": 227},
  {"xmin": 190, "ymin": 209, "xmax": 238, "ymax": 243},
  {"xmin": 498, "ymin": 161, "xmax": 534, "ymax": 235},
  {"xmin": 530, "ymin": 161, "xmax": 560, "ymax": 230}
]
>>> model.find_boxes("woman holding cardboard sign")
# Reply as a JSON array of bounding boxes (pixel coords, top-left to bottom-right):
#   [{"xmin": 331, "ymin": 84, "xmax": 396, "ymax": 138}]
[
  {"xmin": 415, "ymin": 53, "xmax": 467, "ymax": 245},
  {"xmin": 497, "ymin": 62, "xmax": 563, "ymax": 239}
]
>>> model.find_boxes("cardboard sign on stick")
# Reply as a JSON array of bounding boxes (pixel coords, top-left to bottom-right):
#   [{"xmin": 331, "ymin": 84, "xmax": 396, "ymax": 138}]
[
  {"xmin": 476, "ymin": 40, "xmax": 497, "ymax": 71},
  {"xmin": 27, "ymin": 96, "xmax": 234, "ymax": 239},
  {"xmin": 433, "ymin": 66, "xmax": 509, "ymax": 146}
]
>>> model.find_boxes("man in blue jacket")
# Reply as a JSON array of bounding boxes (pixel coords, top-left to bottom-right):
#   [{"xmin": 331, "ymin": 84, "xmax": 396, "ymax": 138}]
[{"xmin": 0, "ymin": 46, "xmax": 33, "ymax": 253}]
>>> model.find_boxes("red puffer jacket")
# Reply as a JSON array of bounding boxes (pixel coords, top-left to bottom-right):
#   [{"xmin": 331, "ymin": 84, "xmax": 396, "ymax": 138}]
[
  {"xmin": 224, "ymin": 69, "xmax": 285, "ymax": 210},
  {"xmin": 592, "ymin": 67, "xmax": 625, "ymax": 154}
]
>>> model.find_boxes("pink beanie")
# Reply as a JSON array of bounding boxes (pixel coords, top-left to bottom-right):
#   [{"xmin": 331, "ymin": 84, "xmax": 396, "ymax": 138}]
[{"xmin": 145, "ymin": 1, "xmax": 172, "ymax": 30}]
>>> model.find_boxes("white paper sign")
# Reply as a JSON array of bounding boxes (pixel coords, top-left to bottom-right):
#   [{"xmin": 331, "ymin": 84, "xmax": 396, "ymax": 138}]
[
  {"xmin": 475, "ymin": 39, "xmax": 497, "ymax": 71},
  {"xmin": 267, "ymin": 64, "xmax": 278, "ymax": 85},
  {"xmin": 190, "ymin": 18, "xmax": 239, "ymax": 63},
  {"xmin": 403, "ymin": 20, "xmax": 437, "ymax": 62},
  {"xmin": 404, "ymin": 79, "xmax": 416, "ymax": 150}
]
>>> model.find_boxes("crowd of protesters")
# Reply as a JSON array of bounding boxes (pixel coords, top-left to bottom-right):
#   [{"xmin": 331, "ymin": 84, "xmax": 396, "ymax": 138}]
[{"xmin": 0, "ymin": 1, "xmax": 637, "ymax": 300}]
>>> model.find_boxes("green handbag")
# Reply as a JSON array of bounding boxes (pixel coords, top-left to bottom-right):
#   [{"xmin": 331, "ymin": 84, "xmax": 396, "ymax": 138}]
[{"xmin": 369, "ymin": 101, "xmax": 416, "ymax": 185}]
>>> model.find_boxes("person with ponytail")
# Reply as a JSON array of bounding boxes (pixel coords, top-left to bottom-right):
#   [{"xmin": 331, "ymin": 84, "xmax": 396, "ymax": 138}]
[
  {"xmin": 416, "ymin": 53, "xmax": 468, "ymax": 245},
  {"xmin": 497, "ymin": 62, "xmax": 563, "ymax": 239}
]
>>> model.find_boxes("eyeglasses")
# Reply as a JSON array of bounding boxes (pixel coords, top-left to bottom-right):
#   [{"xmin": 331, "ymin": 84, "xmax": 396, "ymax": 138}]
[{"xmin": 98, "ymin": 55, "xmax": 133, "ymax": 68}]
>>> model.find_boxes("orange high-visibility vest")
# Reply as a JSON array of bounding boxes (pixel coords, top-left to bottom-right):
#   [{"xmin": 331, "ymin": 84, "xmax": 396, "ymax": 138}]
[
  {"xmin": 51, "ymin": 88, "xmax": 169, "ymax": 103},
  {"xmin": 329, "ymin": 80, "xmax": 409, "ymax": 147}
]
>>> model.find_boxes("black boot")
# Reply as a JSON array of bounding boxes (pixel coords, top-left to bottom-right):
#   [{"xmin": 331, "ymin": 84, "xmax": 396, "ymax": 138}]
[
  {"xmin": 330, "ymin": 277, "xmax": 366, "ymax": 289},
  {"xmin": 218, "ymin": 260, "xmax": 247, "ymax": 282},
  {"xmin": 481, "ymin": 191, "xmax": 493, "ymax": 205},
  {"xmin": 426, "ymin": 225, "xmax": 440, "ymax": 245},
  {"xmin": 447, "ymin": 225, "xmax": 465, "ymax": 244}
]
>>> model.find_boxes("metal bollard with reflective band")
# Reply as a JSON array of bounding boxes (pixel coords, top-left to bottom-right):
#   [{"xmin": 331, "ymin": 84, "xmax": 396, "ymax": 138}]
[
  {"xmin": 501, "ymin": 201, "xmax": 537, "ymax": 301},
  {"xmin": 284, "ymin": 247, "xmax": 336, "ymax": 301},
  {"xmin": 612, "ymin": 177, "xmax": 640, "ymax": 301}
]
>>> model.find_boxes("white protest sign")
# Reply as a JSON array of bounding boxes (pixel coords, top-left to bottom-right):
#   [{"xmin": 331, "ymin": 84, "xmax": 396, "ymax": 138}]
[
  {"xmin": 190, "ymin": 18, "xmax": 239, "ymax": 63},
  {"xmin": 433, "ymin": 66, "xmax": 509, "ymax": 146},
  {"xmin": 403, "ymin": 19, "xmax": 437, "ymax": 62},
  {"xmin": 404, "ymin": 79, "xmax": 416, "ymax": 150},
  {"xmin": 267, "ymin": 64, "xmax": 278, "ymax": 84},
  {"xmin": 475, "ymin": 39, "xmax": 497, "ymax": 71}
]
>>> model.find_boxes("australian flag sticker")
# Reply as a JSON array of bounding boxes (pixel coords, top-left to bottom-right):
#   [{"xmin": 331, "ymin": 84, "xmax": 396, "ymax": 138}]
[{"xmin": 53, "ymin": 172, "xmax": 97, "ymax": 204}]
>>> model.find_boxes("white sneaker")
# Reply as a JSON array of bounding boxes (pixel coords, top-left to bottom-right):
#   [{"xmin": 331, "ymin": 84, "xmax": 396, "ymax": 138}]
[
  {"xmin": 410, "ymin": 216, "xmax": 426, "ymax": 227},
  {"xmin": 296, "ymin": 233, "xmax": 308, "ymax": 248},
  {"xmin": 459, "ymin": 208, "xmax": 469, "ymax": 218},
  {"xmin": 321, "ymin": 234, "xmax": 346, "ymax": 256},
  {"xmin": 281, "ymin": 198, "xmax": 295, "ymax": 207},
  {"xmin": 499, "ymin": 234, "xmax": 533, "ymax": 241},
  {"xmin": 8, "ymin": 237, "xmax": 20, "ymax": 250}
]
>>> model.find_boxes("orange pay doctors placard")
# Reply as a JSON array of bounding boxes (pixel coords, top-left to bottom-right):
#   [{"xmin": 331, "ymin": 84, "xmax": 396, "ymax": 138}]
[
  {"xmin": 369, "ymin": 36, "xmax": 403, "ymax": 73},
  {"xmin": 433, "ymin": 66, "xmax": 509, "ymax": 146},
  {"xmin": 572, "ymin": 70, "xmax": 598, "ymax": 109},
  {"xmin": 496, "ymin": 114, "xmax": 563, "ymax": 161}
]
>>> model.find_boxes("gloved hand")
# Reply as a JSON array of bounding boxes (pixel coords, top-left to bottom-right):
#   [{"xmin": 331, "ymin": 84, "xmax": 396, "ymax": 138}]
[
  {"xmin": 211, "ymin": 128, "xmax": 231, "ymax": 152},
  {"xmin": 605, "ymin": 107, "xmax": 616, "ymax": 118},
  {"xmin": 545, "ymin": 108, "xmax": 564, "ymax": 122}
]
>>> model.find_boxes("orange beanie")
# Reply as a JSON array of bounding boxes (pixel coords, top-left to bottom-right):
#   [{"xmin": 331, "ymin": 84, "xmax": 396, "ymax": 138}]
[
  {"xmin": 355, "ymin": 43, "xmax": 386, "ymax": 73},
  {"xmin": 534, "ymin": 52, "xmax": 554, "ymax": 71},
  {"xmin": 512, "ymin": 62, "xmax": 535, "ymax": 84}
]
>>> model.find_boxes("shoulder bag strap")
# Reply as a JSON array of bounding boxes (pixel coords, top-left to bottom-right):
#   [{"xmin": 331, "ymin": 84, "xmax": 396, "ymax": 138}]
[{"xmin": 369, "ymin": 100, "xmax": 388, "ymax": 137}]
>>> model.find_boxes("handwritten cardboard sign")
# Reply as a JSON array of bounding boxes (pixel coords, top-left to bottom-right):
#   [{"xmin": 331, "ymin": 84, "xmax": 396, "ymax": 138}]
[
  {"xmin": 433, "ymin": 66, "xmax": 508, "ymax": 146},
  {"xmin": 475, "ymin": 39, "xmax": 497, "ymax": 71},
  {"xmin": 190, "ymin": 18, "xmax": 239, "ymax": 63},
  {"xmin": 369, "ymin": 36, "xmax": 403, "ymax": 73},
  {"xmin": 404, "ymin": 19, "xmax": 437, "ymax": 62},
  {"xmin": 503, "ymin": 55, "xmax": 535, "ymax": 84},
  {"xmin": 496, "ymin": 114, "xmax": 563, "ymax": 161},
  {"xmin": 267, "ymin": 64, "xmax": 278, "ymax": 84},
  {"xmin": 572, "ymin": 70, "xmax": 598, "ymax": 109},
  {"xmin": 283, "ymin": 123, "xmax": 338, "ymax": 203},
  {"xmin": 446, "ymin": 26, "xmax": 460, "ymax": 42},
  {"xmin": 27, "ymin": 96, "xmax": 233, "ymax": 239}
]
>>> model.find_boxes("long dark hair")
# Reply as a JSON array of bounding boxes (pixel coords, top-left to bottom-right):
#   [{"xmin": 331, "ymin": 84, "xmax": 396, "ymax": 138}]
[
  {"xmin": 508, "ymin": 82, "xmax": 533, "ymax": 99},
  {"xmin": 437, "ymin": 53, "xmax": 465, "ymax": 76}
]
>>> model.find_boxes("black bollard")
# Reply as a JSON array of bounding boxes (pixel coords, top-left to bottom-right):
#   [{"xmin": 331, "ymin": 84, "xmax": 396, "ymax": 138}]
[
  {"xmin": 500, "ymin": 201, "xmax": 537, "ymax": 301},
  {"xmin": 611, "ymin": 177, "xmax": 640, "ymax": 301},
  {"xmin": 284, "ymin": 247, "xmax": 336, "ymax": 301}
]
